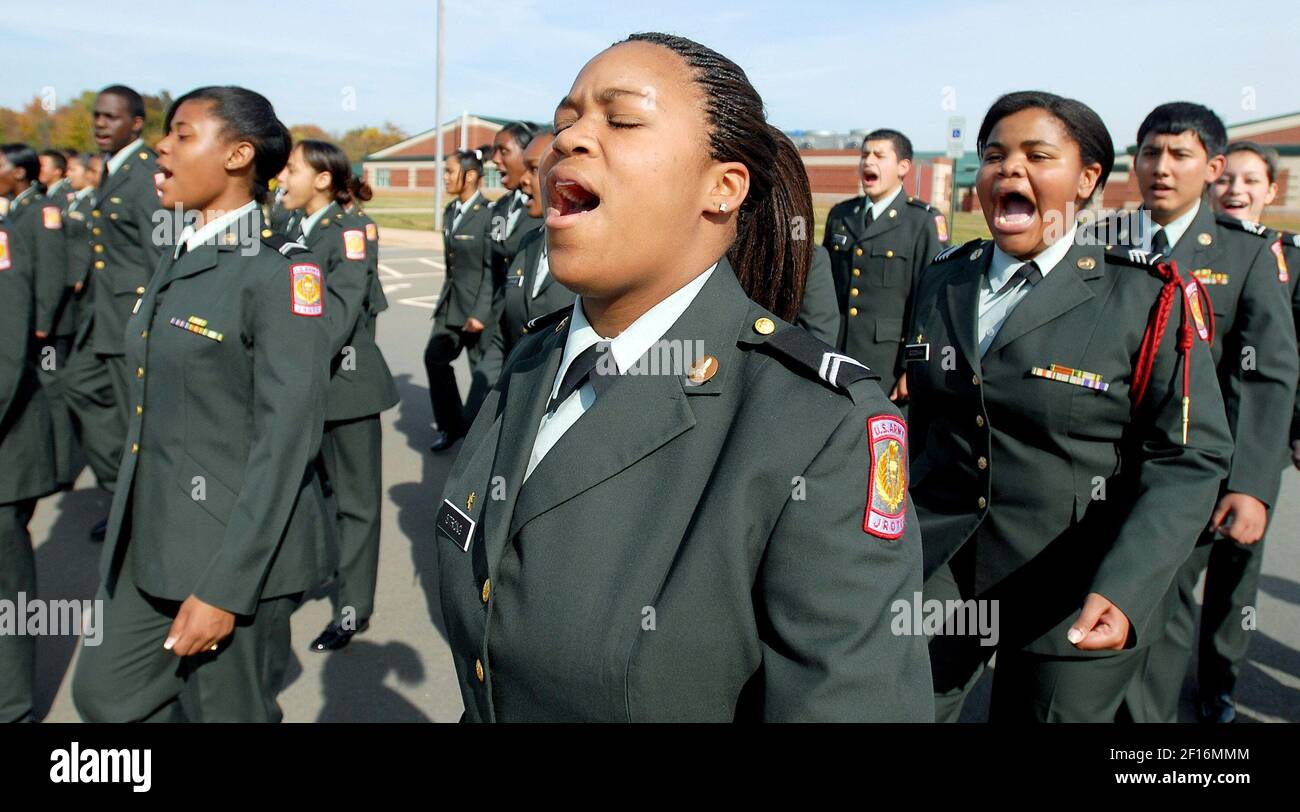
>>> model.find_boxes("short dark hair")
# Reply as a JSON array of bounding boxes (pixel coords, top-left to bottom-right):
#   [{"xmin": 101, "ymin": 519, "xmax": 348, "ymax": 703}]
[
  {"xmin": 39, "ymin": 149, "xmax": 68, "ymax": 174},
  {"xmin": 1136, "ymin": 101, "xmax": 1227, "ymax": 160},
  {"xmin": 67, "ymin": 152, "xmax": 92, "ymax": 170},
  {"xmin": 166, "ymin": 86, "xmax": 291, "ymax": 204},
  {"xmin": 296, "ymin": 139, "xmax": 373, "ymax": 205},
  {"xmin": 498, "ymin": 121, "xmax": 541, "ymax": 150},
  {"xmin": 0, "ymin": 143, "xmax": 41, "ymax": 184},
  {"xmin": 451, "ymin": 149, "xmax": 483, "ymax": 177},
  {"xmin": 977, "ymin": 90, "xmax": 1115, "ymax": 197},
  {"xmin": 1224, "ymin": 140, "xmax": 1278, "ymax": 184},
  {"xmin": 59, "ymin": 147, "xmax": 79, "ymax": 161},
  {"xmin": 863, "ymin": 128, "xmax": 913, "ymax": 162},
  {"xmin": 98, "ymin": 84, "xmax": 145, "ymax": 120}
]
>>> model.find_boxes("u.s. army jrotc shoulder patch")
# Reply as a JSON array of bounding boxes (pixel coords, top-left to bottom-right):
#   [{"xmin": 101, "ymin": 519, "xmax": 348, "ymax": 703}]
[
  {"xmin": 291, "ymin": 263, "xmax": 324, "ymax": 317},
  {"xmin": 934, "ymin": 213, "xmax": 949, "ymax": 243},
  {"xmin": 0, "ymin": 231, "xmax": 10, "ymax": 271},
  {"xmin": 343, "ymin": 229, "xmax": 366, "ymax": 260},
  {"xmin": 865, "ymin": 415, "xmax": 907, "ymax": 540},
  {"xmin": 42, "ymin": 206, "xmax": 62, "ymax": 229},
  {"xmin": 365, "ymin": 222, "xmax": 377, "ymax": 242}
]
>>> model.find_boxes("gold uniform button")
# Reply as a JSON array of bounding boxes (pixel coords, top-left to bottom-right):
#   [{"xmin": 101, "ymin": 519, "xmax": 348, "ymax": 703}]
[
  {"xmin": 978, "ymin": 456, "xmax": 988, "ymax": 470},
  {"xmin": 481, "ymin": 579, "xmax": 491, "ymax": 604},
  {"xmin": 977, "ymin": 497, "xmax": 987, "ymax": 509},
  {"xmin": 852, "ymin": 268, "xmax": 861, "ymax": 277},
  {"xmin": 975, "ymin": 415, "xmax": 985, "ymax": 427},
  {"xmin": 135, "ymin": 286, "xmax": 145, "ymax": 294},
  {"xmin": 131, "ymin": 443, "xmax": 139, "ymax": 454},
  {"xmin": 971, "ymin": 374, "xmax": 980, "ymax": 386},
  {"xmin": 753, "ymin": 317, "xmax": 776, "ymax": 335},
  {"xmin": 94, "ymin": 260, "xmax": 105, "ymax": 269},
  {"xmin": 92, "ymin": 209, "xmax": 101, "ymax": 218},
  {"xmin": 92, "ymin": 227, "xmax": 101, "ymax": 235},
  {"xmin": 855, "ymin": 247, "xmax": 864, "ymax": 256},
  {"xmin": 136, "ymin": 367, "xmax": 144, "ymax": 379},
  {"xmin": 135, "ymin": 405, "xmax": 143, "ymax": 416},
  {"xmin": 850, "ymin": 287, "xmax": 859, "ymax": 297},
  {"xmin": 886, "ymin": 249, "xmax": 894, "ymax": 258},
  {"xmin": 141, "ymin": 330, "xmax": 148, "ymax": 339},
  {"xmin": 474, "ymin": 659, "xmax": 485, "ymax": 683},
  {"xmin": 109, "ymin": 213, "xmax": 119, "ymax": 220},
  {"xmin": 94, "ymin": 244, "xmax": 104, "ymax": 253},
  {"xmin": 849, "ymin": 307, "xmax": 859, "ymax": 317},
  {"xmin": 261, "ymin": 229, "xmax": 272, "ymax": 237}
]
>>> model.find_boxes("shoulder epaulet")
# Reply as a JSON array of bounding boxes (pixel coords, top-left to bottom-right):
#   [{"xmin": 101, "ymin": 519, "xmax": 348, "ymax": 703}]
[
  {"xmin": 1216, "ymin": 214, "xmax": 1269, "ymax": 237},
  {"xmin": 522, "ymin": 303, "xmax": 575, "ymax": 335},
  {"xmin": 906, "ymin": 196, "xmax": 936, "ymax": 213},
  {"xmin": 933, "ymin": 238, "xmax": 981, "ymax": 263},
  {"xmin": 759, "ymin": 319, "xmax": 880, "ymax": 395},
  {"xmin": 261, "ymin": 231, "xmax": 310, "ymax": 257},
  {"xmin": 1282, "ymin": 231, "xmax": 1300, "ymax": 249},
  {"xmin": 1104, "ymin": 246, "xmax": 1168, "ymax": 269}
]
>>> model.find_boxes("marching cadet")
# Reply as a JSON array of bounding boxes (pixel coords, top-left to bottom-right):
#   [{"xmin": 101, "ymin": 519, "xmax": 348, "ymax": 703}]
[
  {"xmin": 435, "ymin": 33, "xmax": 931, "ymax": 722},
  {"xmin": 907, "ymin": 92, "xmax": 1233, "ymax": 722},
  {"xmin": 0, "ymin": 144, "xmax": 73, "ymax": 489},
  {"xmin": 278, "ymin": 139, "xmax": 398, "ymax": 652},
  {"xmin": 0, "ymin": 222, "xmax": 57, "ymax": 723},
  {"xmin": 1123, "ymin": 104, "xmax": 1298, "ymax": 724},
  {"xmin": 64, "ymin": 85, "xmax": 166, "ymax": 539},
  {"xmin": 72, "ymin": 86, "xmax": 333, "ymax": 722},
  {"xmin": 61, "ymin": 153, "xmax": 98, "ymax": 331},
  {"xmin": 38, "ymin": 150, "xmax": 73, "ymax": 205},
  {"xmin": 796, "ymin": 244, "xmax": 842, "ymax": 345},
  {"xmin": 821, "ymin": 128, "xmax": 947, "ymax": 401},
  {"xmin": 424, "ymin": 149, "xmax": 493, "ymax": 453},
  {"xmin": 1152, "ymin": 139, "xmax": 1300, "ymax": 723},
  {"xmin": 474, "ymin": 130, "xmax": 573, "ymax": 375}
]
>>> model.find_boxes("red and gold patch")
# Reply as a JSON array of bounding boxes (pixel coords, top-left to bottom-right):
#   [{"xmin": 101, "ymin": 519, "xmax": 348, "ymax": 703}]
[
  {"xmin": 291, "ymin": 263, "xmax": 323, "ymax": 317},
  {"xmin": 0, "ymin": 231, "xmax": 10, "ymax": 271},
  {"xmin": 42, "ymin": 206, "xmax": 62, "ymax": 229},
  {"xmin": 864, "ymin": 415, "xmax": 907, "ymax": 539},
  {"xmin": 364, "ymin": 222, "xmax": 377, "ymax": 242},
  {"xmin": 934, "ymin": 214, "xmax": 949, "ymax": 243},
  {"xmin": 343, "ymin": 229, "xmax": 366, "ymax": 260}
]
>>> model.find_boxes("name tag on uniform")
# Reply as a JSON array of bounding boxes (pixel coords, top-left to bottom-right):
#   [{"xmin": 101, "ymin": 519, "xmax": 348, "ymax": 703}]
[
  {"xmin": 436, "ymin": 499, "xmax": 476, "ymax": 551},
  {"xmin": 904, "ymin": 342, "xmax": 930, "ymax": 363},
  {"xmin": 832, "ymin": 232, "xmax": 849, "ymax": 248}
]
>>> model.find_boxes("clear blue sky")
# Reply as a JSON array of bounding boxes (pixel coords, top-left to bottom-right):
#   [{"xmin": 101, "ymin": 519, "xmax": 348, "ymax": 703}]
[{"xmin": 5, "ymin": 0, "xmax": 1297, "ymax": 150}]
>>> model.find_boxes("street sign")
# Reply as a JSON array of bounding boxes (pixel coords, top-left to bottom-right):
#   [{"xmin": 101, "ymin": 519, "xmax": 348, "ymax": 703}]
[{"xmin": 947, "ymin": 116, "xmax": 965, "ymax": 159}]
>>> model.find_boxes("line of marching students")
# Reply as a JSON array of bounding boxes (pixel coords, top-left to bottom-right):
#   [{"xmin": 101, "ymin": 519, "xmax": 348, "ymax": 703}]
[{"xmin": 1, "ymin": 36, "xmax": 1297, "ymax": 722}]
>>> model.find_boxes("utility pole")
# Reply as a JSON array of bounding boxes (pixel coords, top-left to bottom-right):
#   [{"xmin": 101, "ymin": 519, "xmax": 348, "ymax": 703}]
[{"xmin": 433, "ymin": 0, "xmax": 444, "ymax": 230}]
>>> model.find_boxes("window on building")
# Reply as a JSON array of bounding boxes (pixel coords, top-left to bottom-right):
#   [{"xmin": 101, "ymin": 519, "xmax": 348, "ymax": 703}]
[{"xmin": 375, "ymin": 168, "xmax": 391, "ymax": 189}]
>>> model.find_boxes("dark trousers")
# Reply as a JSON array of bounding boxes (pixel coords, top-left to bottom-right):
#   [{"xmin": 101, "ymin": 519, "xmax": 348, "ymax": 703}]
[
  {"xmin": 1126, "ymin": 528, "xmax": 1265, "ymax": 722},
  {"xmin": 320, "ymin": 414, "xmax": 383, "ymax": 623},
  {"xmin": 423, "ymin": 322, "xmax": 479, "ymax": 437},
  {"xmin": 36, "ymin": 335, "xmax": 77, "ymax": 487},
  {"xmin": 0, "ymin": 500, "xmax": 38, "ymax": 723},
  {"xmin": 72, "ymin": 541, "xmax": 300, "ymax": 723},
  {"xmin": 63, "ymin": 346, "xmax": 126, "ymax": 493},
  {"xmin": 927, "ymin": 544, "xmax": 1146, "ymax": 722}
]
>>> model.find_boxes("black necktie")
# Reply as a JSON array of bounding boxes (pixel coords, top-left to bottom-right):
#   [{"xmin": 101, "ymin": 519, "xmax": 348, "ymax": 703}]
[
  {"xmin": 1151, "ymin": 228, "xmax": 1170, "ymax": 256},
  {"xmin": 863, "ymin": 205, "xmax": 875, "ymax": 229},
  {"xmin": 547, "ymin": 341, "xmax": 615, "ymax": 413},
  {"xmin": 994, "ymin": 260, "xmax": 1042, "ymax": 295}
]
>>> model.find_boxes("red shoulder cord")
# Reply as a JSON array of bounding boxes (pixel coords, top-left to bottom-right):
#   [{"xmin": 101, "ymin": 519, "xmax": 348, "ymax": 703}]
[{"xmin": 1129, "ymin": 259, "xmax": 1216, "ymax": 444}]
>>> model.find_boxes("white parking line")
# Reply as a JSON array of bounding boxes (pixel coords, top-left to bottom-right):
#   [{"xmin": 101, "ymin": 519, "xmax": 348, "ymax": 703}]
[
  {"xmin": 378, "ymin": 262, "xmax": 404, "ymax": 278},
  {"xmin": 398, "ymin": 295, "xmax": 440, "ymax": 310},
  {"xmin": 418, "ymin": 258, "xmax": 446, "ymax": 270}
]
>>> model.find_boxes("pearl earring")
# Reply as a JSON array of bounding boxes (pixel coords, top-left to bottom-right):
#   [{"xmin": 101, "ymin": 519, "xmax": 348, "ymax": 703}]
[{"xmin": 718, "ymin": 202, "xmax": 728, "ymax": 212}]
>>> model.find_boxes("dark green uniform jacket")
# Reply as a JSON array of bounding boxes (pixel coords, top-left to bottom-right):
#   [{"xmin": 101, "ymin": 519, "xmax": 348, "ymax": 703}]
[
  {"xmin": 479, "ymin": 226, "xmax": 574, "ymax": 371},
  {"xmin": 302, "ymin": 203, "xmax": 398, "ymax": 422},
  {"xmin": 1274, "ymin": 230, "xmax": 1300, "ymax": 445},
  {"xmin": 63, "ymin": 190, "xmax": 96, "ymax": 332},
  {"xmin": 795, "ymin": 245, "xmax": 842, "ymax": 346},
  {"xmin": 0, "ymin": 224, "xmax": 56, "ymax": 504},
  {"xmin": 88, "ymin": 146, "xmax": 167, "ymax": 356},
  {"xmin": 348, "ymin": 205, "xmax": 388, "ymax": 318},
  {"xmin": 906, "ymin": 236, "xmax": 1233, "ymax": 654},
  {"xmin": 6, "ymin": 187, "xmax": 70, "ymax": 339},
  {"xmin": 438, "ymin": 193, "xmax": 494, "ymax": 329},
  {"xmin": 436, "ymin": 259, "xmax": 932, "ymax": 722},
  {"xmin": 1121, "ymin": 204, "xmax": 1298, "ymax": 506},
  {"xmin": 486, "ymin": 192, "xmax": 544, "ymax": 325},
  {"xmin": 99, "ymin": 209, "xmax": 334, "ymax": 617},
  {"xmin": 822, "ymin": 192, "xmax": 946, "ymax": 379}
]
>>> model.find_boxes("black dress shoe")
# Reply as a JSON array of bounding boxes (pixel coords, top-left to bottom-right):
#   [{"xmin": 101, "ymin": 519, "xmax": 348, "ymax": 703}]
[
  {"xmin": 309, "ymin": 619, "xmax": 369, "ymax": 652},
  {"xmin": 429, "ymin": 430, "xmax": 464, "ymax": 453},
  {"xmin": 89, "ymin": 518, "xmax": 108, "ymax": 542}
]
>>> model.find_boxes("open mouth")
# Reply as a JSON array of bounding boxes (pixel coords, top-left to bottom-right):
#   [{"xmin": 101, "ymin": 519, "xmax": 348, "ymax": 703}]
[
  {"xmin": 993, "ymin": 189, "xmax": 1036, "ymax": 231},
  {"xmin": 863, "ymin": 169, "xmax": 880, "ymax": 184},
  {"xmin": 547, "ymin": 172, "xmax": 601, "ymax": 227},
  {"xmin": 1221, "ymin": 198, "xmax": 1248, "ymax": 211}
]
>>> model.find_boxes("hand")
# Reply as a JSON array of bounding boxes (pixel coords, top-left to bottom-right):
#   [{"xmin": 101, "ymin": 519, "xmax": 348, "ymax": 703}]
[
  {"xmin": 73, "ymin": 280, "xmax": 84, "ymax": 294},
  {"xmin": 1209, "ymin": 491, "xmax": 1268, "ymax": 545},
  {"xmin": 463, "ymin": 317, "xmax": 485, "ymax": 334},
  {"xmin": 889, "ymin": 372, "xmax": 909, "ymax": 403},
  {"xmin": 163, "ymin": 595, "xmax": 236, "ymax": 656},
  {"xmin": 1067, "ymin": 592, "xmax": 1131, "ymax": 651},
  {"xmin": 34, "ymin": 330, "xmax": 48, "ymax": 340},
  {"xmin": 1291, "ymin": 439, "xmax": 1300, "ymax": 471}
]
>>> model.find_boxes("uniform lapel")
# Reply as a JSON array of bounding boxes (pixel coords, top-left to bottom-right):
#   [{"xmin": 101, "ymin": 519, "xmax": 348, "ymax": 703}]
[
  {"xmin": 840, "ymin": 197, "xmax": 867, "ymax": 244},
  {"xmin": 985, "ymin": 239, "xmax": 1100, "ymax": 357},
  {"xmin": 506, "ymin": 262, "xmax": 748, "ymax": 539},
  {"xmin": 944, "ymin": 248, "xmax": 987, "ymax": 372},
  {"xmin": 1169, "ymin": 199, "xmax": 1220, "ymax": 281},
  {"xmin": 863, "ymin": 189, "xmax": 905, "ymax": 240}
]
